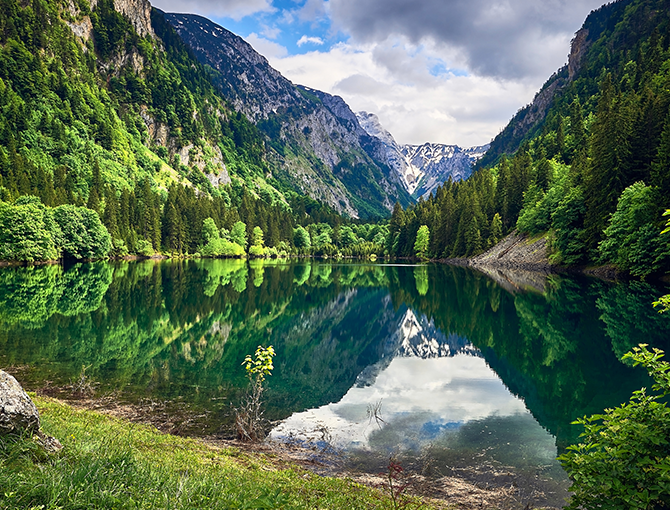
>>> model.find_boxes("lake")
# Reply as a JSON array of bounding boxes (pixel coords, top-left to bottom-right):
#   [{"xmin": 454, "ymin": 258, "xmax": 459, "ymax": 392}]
[{"xmin": 1, "ymin": 259, "xmax": 669, "ymax": 507}]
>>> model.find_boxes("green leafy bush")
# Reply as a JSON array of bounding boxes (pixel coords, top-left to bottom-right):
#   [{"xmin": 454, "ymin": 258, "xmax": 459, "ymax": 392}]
[
  {"xmin": 599, "ymin": 182, "xmax": 670, "ymax": 277},
  {"xmin": 559, "ymin": 344, "xmax": 670, "ymax": 509},
  {"xmin": 53, "ymin": 204, "xmax": 112, "ymax": 260},
  {"xmin": 134, "ymin": 239, "xmax": 154, "ymax": 257},
  {"xmin": 0, "ymin": 196, "xmax": 59, "ymax": 261},
  {"xmin": 199, "ymin": 218, "xmax": 245, "ymax": 257}
]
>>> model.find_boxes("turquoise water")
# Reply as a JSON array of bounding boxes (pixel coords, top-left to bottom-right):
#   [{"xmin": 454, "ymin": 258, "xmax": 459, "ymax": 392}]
[{"xmin": 1, "ymin": 259, "xmax": 669, "ymax": 507}]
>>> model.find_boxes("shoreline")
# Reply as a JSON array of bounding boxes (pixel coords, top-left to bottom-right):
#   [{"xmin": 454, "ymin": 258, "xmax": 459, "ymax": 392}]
[{"xmin": 23, "ymin": 394, "xmax": 563, "ymax": 510}]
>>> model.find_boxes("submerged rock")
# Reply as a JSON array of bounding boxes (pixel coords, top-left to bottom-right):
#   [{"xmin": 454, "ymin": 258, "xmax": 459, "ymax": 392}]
[{"xmin": 0, "ymin": 370, "xmax": 40, "ymax": 435}]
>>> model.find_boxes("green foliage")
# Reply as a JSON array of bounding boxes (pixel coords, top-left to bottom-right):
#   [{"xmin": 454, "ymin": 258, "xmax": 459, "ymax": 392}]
[
  {"xmin": 242, "ymin": 345, "xmax": 276, "ymax": 384},
  {"xmin": 293, "ymin": 225, "xmax": 311, "ymax": 251},
  {"xmin": 599, "ymin": 183, "xmax": 670, "ymax": 276},
  {"xmin": 237, "ymin": 345, "xmax": 276, "ymax": 442},
  {"xmin": 413, "ymin": 225, "xmax": 430, "ymax": 259},
  {"xmin": 0, "ymin": 196, "xmax": 111, "ymax": 261},
  {"xmin": 549, "ymin": 187, "xmax": 587, "ymax": 266},
  {"xmin": 0, "ymin": 196, "xmax": 59, "ymax": 261},
  {"xmin": 200, "ymin": 217, "xmax": 245, "ymax": 258},
  {"xmin": 230, "ymin": 221, "xmax": 247, "ymax": 249},
  {"xmin": 559, "ymin": 344, "xmax": 670, "ymax": 510},
  {"xmin": 53, "ymin": 204, "xmax": 112, "ymax": 260},
  {"xmin": 134, "ymin": 239, "xmax": 154, "ymax": 257},
  {"xmin": 251, "ymin": 226, "xmax": 264, "ymax": 248}
]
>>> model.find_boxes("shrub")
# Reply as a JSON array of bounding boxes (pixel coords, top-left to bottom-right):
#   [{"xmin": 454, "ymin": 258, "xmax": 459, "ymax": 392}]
[
  {"xmin": 0, "ymin": 196, "xmax": 60, "ymax": 262},
  {"xmin": 559, "ymin": 344, "xmax": 670, "ymax": 509},
  {"xmin": 135, "ymin": 239, "xmax": 154, "ymax": 257},
  {"xmin": 53, "ymin": 205, "xmax": 112, "ymax": 260}
]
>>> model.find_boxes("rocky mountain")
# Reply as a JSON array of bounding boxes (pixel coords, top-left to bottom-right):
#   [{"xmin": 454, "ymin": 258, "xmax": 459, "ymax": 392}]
[
  {"xmin": 354, "ymin": 308, "xmax": 477, "ymax": 388},
  {"xmin": 356, "ymin": 112, "xmax": 488, "ymax": 199},
  {"xmin": 162, "ymin": 12, "xmax": 412, "ymax": 218},
  {"xmin": 476, "ymin": 0, "xmax": 640, "ymax": 168}
]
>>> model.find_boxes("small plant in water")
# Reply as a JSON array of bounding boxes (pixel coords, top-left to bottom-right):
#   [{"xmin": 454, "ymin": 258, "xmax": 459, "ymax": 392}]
[
  {"xmin": 235, "ymin": 345, "xmax": 275, "ymax": 442},
  {"xmin": 68, "ymin": 365, "xmax": 98, "ymax": 397}
]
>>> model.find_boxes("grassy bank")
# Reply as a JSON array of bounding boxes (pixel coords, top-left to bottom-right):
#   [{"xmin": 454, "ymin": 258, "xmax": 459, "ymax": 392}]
[{"xmin": 0, "ymin": 396, "xmax": 434, "ymax": 510}]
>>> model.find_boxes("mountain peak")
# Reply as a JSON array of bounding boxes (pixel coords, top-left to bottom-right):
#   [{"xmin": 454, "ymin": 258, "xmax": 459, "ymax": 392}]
[{"xmin": 356, "ymin": 112, "xmax": 489, "ymax": 198}]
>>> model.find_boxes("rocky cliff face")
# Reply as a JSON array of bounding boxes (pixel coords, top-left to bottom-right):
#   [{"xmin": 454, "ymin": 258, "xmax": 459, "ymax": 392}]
[
  {"xmin": 162, "ymin": 12, "xmax": 412, "ymax": 218},
  {"xmin": 477, "ymin": 13, "xmax": 595, "ymax": 167},
  {"xmin": 357, "ymin": 112, "xmax": 488, "ymax": 198},
  {"xmin": 112, "ymin": 0, "xmax": 154, "ymax": 37}
]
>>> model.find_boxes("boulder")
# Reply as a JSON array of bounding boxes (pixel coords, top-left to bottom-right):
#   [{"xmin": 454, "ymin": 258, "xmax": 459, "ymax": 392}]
[{"xmin": 0, "ymin": 370, "xmax": 40, "ymax": 435}]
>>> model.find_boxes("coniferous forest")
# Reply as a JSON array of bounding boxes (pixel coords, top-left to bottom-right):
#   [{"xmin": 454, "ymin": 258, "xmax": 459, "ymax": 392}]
[
  {"xmin": 0, "ymin": 0, "xmax": 389, "ymax": 261},
  {"xmin": 0, "ymin": 0, "xmax": 669, "ymax": 278},
  {"xmin": 388, "ymin": 0, "xmax": 670, "ymax": 277}
]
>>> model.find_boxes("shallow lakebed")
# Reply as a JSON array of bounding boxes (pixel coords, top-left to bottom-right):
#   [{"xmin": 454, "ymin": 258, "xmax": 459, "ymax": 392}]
[{"xmin": 1, "ymin": 259, "xmax": 669, "ymax": 508}]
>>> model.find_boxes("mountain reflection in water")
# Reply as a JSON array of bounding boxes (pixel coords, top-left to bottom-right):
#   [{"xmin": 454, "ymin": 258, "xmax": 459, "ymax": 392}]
[{"xmin": 1, "ymin": 259, "xmax": 669, "ymax": 502}]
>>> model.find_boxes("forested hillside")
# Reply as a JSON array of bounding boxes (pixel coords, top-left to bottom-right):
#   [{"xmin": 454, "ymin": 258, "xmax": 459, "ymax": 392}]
[
  {"xmin": 389, "ymin": 0, "xmax": 670, "ymax": 277},
  {"xmin": 0, "ymin": 0, "xmax": 389, "ymax": 261}
]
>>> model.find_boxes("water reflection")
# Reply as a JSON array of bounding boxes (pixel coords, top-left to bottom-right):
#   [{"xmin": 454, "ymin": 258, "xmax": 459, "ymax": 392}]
[
  {"xmin": 0, "ymin": 260, "xmax": 668, "ymax": 465},
  {"xmin": 272, "ymin": 354, "xmax": 530, "ymax": 450}
]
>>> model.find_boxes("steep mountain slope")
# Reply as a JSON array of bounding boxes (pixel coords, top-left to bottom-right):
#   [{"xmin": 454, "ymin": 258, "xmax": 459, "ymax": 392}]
[
  {"xmin": 478, "ymin": 0, "xmax": 667, "ymax": 168},
  {"xmin": 356, "ymin": 111, "xmax": 488, "ymax": 198},
  {"xmin": 387, "ymin": 0, "xmax": 670, "ymax": 274},
  {"xmin": 0, "ymin": 0, "xmax": 357, "ymax": 260},
  {"xmin": 162, "ymin": 12, "xmax": 412, "ymax": 218}
]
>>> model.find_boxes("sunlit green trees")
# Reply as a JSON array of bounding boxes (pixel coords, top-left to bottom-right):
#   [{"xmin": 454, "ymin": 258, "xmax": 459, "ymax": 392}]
[
  {"xmin": 0, "ymin": 197, "xmax": 111, "ymax": 261},
  {"xmin": 414, "ymin": 225, "xmax": 430, "ymax": 259},
  {"xmin": 200, "ymin": 217, "xmax": 245, "ymax": 258},
  {"xmin": 293, "ymin": 225, "xmax": 311, "ymax": 251},
  {"xmin": 0, "ymin": 196, "xmax": 59, "ymax": 261},
  {"xmin": 599, "ymin": 183, "xmax": 670, "ymax": 276},
  {"xmin": 230, "ymin": 221, "xmax": 248, "ymax": 250},
  {"xmin": 248, "ymin": 226, "xmax": 266, "ymax": 257},
  {"xmin": 53, "ymin": 204, "xmax": 112, "ymax": 260}
]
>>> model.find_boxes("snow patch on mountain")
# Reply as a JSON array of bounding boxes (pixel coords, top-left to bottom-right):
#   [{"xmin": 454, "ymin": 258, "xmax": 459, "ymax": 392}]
[
  {"xmin": 356, "ymin": 111, "xmax": 489, "ymax": 199},
  {"xmin": 354, "ymin": 309, "xmax": 477, "ymax": 388}
]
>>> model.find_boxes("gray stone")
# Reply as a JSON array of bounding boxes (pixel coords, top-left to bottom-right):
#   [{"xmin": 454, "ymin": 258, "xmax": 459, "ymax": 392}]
[
  {"xmin": 36, "ymin": 430, "xmax": 63, "ymax": 453},
  {"xmin": 0, "ymin": 370, "xmax": 40, "ymax": 435}
]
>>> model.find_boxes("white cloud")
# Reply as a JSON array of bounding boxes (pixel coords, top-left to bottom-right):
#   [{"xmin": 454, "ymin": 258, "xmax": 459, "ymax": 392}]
[
  {"xmin": 152, "ymin": 0, "xmax": 274, "ymax": 20},
  {"xmin": 297, "ymin": 35, "xmax": 325, "ymax": 47},
  {"xmin": 297, "ymin": 0, "xmax": 329, "ymax": 22},
  {"xmin": 245, "ymin": 33, "xmax": 289, "ymax": 59},
  {"xmin": 270, "ymin": 355, "xmax": 534, "ymax": 450},
  {"xmin": 261, "ymin": 24, "xmax": 281, "ymax": 39},
  {"xmin": 263, "ymin": 39, "xmax": 537, "ymax": 147}
]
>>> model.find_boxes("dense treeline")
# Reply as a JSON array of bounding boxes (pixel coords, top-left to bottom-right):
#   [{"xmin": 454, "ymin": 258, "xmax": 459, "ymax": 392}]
[
  {"xmin": 389, "ymin": 0, "xmax": 670, "ymax": 276},
  {"xmin": 0, "ymin": 0, "xmax": 393, "ymax": 261},
  {"xmin": 0, "ymin": 162, "xmax": 388, "ymax": 260}
]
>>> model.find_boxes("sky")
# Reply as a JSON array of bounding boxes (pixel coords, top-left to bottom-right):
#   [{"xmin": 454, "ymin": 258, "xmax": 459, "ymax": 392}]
[{"xmin": 150, "ymin": 0, "xmax": 606, "ymax": 147}]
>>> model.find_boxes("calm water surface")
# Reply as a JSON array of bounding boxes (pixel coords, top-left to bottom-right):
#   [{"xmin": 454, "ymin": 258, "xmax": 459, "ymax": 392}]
[{"xmin": 1, "ymin": 260, "xmax": 669, "ymax": 507}]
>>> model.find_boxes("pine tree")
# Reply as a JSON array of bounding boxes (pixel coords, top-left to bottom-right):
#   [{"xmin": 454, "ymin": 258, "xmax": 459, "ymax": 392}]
[
  {"xmin": 535, "ymin": 146, "xmax": 551, "ymax": 191},
  {"xmin": 652, "ymin": 112, "xmax": 670, "ymax": 204},
  {"xmin": 555, "ymin": 116, "xmax": 565, "ymax": 162},
  {"xmin": 584, "ymin": 74, "xmax": 632, "ymax": 251},
  {"xmin": 496, "ymin": 156, "xmax": 511, "ymax": 229},
  {"xmin": 489, "ymin": 213, "xmax": 503, "ymax": 247}
]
